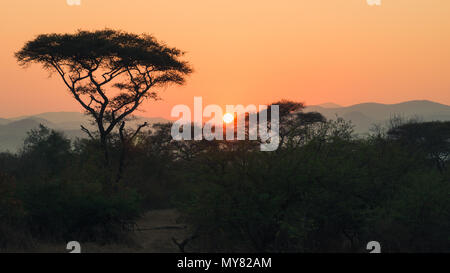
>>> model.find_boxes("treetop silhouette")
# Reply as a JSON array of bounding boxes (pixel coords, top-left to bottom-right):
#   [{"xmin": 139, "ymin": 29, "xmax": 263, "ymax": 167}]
[{"xmin": 16, "ymin": 29, "xmax": 192, "ymax": 168}]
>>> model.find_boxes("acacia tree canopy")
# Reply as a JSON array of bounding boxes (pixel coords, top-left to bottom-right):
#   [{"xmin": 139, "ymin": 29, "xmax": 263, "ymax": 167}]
[{"xmin": 15, "ymin": 29, "xmax": 192, "ymax": 142}]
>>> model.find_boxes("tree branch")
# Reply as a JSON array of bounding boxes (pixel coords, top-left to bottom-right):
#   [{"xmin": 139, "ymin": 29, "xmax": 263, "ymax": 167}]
[{"xmin": 80, "ymin": 125, "xmax": 95, "ymax": 140}]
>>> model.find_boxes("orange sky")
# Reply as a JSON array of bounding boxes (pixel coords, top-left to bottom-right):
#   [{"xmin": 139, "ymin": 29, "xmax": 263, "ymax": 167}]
[{"xmin": 1, "ymin": 0, "xmax": 450, "ymax": 118}]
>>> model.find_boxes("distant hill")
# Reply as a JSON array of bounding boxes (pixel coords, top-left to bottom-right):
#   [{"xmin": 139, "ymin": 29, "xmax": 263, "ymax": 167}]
[
  {"xmin": 0, "ymin": 118, "xmax": 10, "ymax": 125},
  {"xmin": 0, "ymin": 112, "xmax": 169, "ymax": 152},
  {"xmin": 316, "ymin": 103, "xmax": 342, "ymax": 108},
  {"xmin": 1, "ymin": 101, "xmax": 450, "ymax": 152},
  {"xmin": 0, "ymin": 118, "xmax": 56, "ymax": 152},
  {"xmin": 305, "ymin": 100, "xmax": 450, "ymax": 133}
]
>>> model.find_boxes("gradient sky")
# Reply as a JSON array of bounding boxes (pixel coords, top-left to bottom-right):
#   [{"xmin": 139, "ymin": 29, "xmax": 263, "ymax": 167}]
[{"xmin": 1, "ymin": 0, "xmax": 450, "ymax": 118}]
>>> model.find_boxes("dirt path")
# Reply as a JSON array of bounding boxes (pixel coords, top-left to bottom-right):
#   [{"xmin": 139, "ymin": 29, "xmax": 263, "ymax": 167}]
[
  {"xmin": 130, "ymin": 208, "xmax": 190, "ymax": 253},
  {"xmin": 29, "ymin": 209, "xmax": 191, "ymax": 253}
]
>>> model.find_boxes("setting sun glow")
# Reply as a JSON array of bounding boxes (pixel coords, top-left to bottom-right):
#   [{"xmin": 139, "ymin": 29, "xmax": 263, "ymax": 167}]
[{"xmin": 223, "ymin": 113, "xmax": 234, "ymax": 124}]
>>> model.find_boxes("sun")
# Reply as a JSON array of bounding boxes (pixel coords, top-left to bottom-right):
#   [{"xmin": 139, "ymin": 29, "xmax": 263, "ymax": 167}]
[{"xmin": 223, "ymin": 113, "xmax": 234, "ymax": 124}]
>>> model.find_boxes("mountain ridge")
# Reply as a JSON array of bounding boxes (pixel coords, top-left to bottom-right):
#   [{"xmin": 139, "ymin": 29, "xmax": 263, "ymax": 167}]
[
  {"xmin": 1, "ymin": 100, "xmax": 450, "ymax": 152},
  {"xmin": 305, "ymin": 100, "xmax": 450, "ymax": 133},
  {"xmin": 0, "ymin": 113, "xmax": 170, "ymax": 152}
]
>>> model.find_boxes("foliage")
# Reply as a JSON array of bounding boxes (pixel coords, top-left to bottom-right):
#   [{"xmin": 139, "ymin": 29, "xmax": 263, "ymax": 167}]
[
  {"xmin": 174, "ymin": 118, "xmax": 450, "ymax": 252},
  {"xmin": 0, "ymin": 126, "xmax": 142, "ymax": 248},
  {"xmin": 0, "ymin": 113, "xmax": 449, "ymax": 252}
]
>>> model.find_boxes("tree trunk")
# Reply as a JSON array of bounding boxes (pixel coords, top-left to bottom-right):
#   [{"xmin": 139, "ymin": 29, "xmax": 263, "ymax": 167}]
[{"xmin": 100, "ymin": 133, "xmax": 113, "ymax": 194}]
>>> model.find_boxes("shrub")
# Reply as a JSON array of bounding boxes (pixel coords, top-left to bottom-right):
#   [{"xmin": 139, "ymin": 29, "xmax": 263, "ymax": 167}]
[
  {"xmin": 0, "ymin": 172, "xmax": 30, "ymax": 249},
  {"xmin": 18, "ymin": 179, "xmax": 141, "ymax": 243}
]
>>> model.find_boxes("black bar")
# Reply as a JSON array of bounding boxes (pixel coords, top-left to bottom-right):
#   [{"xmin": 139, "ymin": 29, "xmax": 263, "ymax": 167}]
[{"xmin": 0, "ymin": 253, "xmax": 447, "ymax": 272}]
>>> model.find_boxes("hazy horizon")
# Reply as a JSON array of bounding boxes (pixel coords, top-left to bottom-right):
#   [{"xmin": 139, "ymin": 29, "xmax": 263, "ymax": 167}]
[{"xmin": 1, "ymin": 99, "xmax": 449, "ymax": 120}]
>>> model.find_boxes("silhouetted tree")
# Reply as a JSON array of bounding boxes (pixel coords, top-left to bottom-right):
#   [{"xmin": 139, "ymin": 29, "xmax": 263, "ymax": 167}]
[
  {"xmin": 16, "ymin": 29, "xmax": 192, "ymax": 190},
  {"xmin": 387, "ymin": 121, "xmax": 450, "ymax": 172}
]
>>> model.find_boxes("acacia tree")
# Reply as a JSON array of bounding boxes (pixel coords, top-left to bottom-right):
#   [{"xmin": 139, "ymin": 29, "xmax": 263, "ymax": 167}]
[{"xmin": 16, "ymin": 29, "xmax": 192, "ymax": 189}]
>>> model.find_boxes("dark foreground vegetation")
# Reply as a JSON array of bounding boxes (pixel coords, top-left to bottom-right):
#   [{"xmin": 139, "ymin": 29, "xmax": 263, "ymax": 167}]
[{"xmin": 0, "ymin": 106, "xmax": 449, "ymax": 252}]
